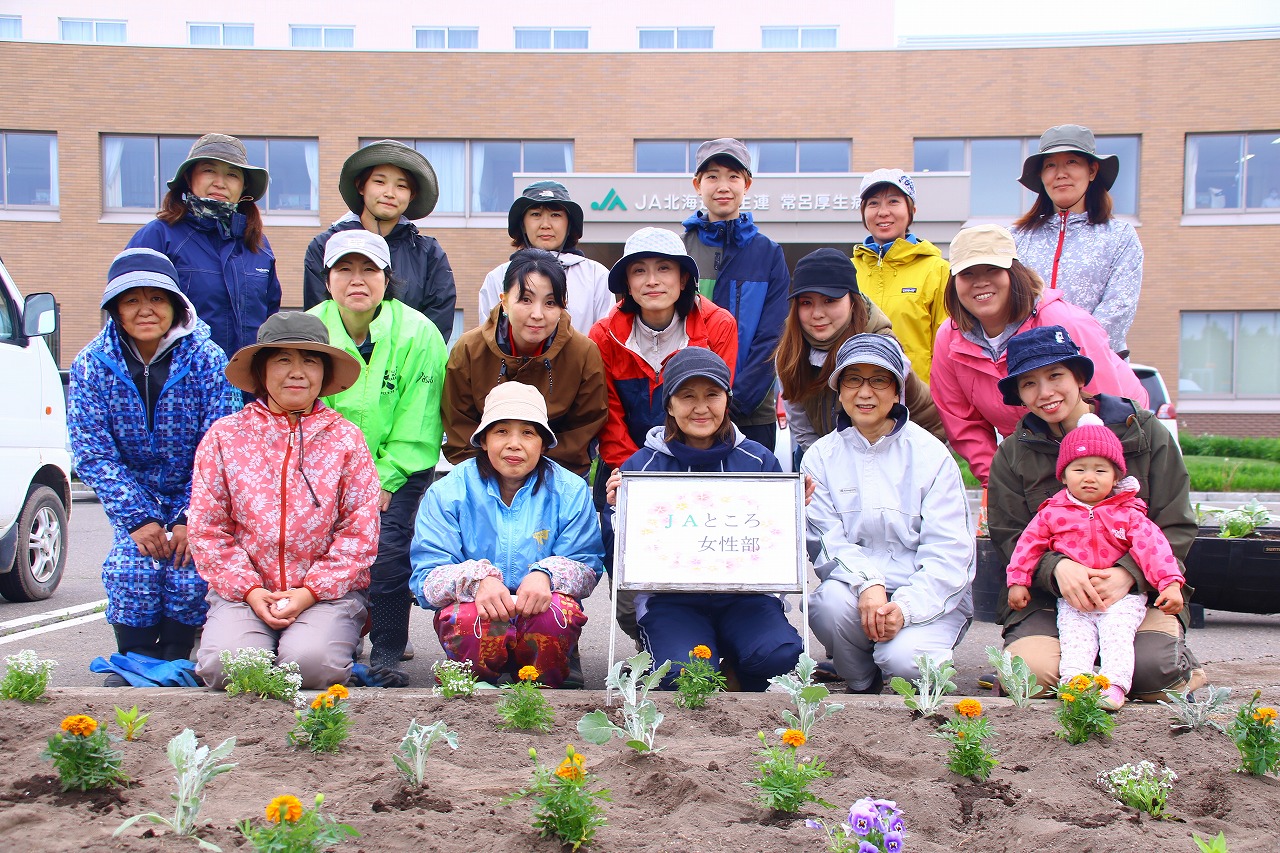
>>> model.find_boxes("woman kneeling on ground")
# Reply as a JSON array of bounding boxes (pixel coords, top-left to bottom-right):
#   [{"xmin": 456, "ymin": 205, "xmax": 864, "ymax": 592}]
[
  {"xmin": 804, "ymin": 334, "xmax": 974, "ymax": 693},
  {"xmin": 410, "ymin": 382, "xmax": 604, "ymax": 687},
  {"xmin": 189, "ymin": 312, "xmax": 381, "ymax": 689},
  {"xmin": 604, "ymin": 347, "xmax": 804, "ymax": 690},
  {"xmin": 987, "ymin": 325, "xmax": 1203, "ymax": 700}
]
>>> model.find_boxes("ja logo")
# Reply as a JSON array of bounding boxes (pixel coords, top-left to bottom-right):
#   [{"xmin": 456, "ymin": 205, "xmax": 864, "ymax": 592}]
[{"xmin": 590, "ymin": 188, "xmax": 627, "ymax": 211}]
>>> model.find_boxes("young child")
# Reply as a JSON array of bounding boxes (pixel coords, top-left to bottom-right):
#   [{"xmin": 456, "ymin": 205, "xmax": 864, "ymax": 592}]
[
  {"xmin": 682, "ymin": 138, "xmax": 789, "ymax": 450},
  {"xmin": 1006, "ymin": 413, "xmax": 1185, "ymax": 709}
]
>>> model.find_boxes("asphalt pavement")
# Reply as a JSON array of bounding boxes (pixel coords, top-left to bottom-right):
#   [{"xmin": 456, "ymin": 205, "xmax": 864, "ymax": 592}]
[{"xmin": 3, "ymin": 497, "xmax": 1278, "ymax": 693}]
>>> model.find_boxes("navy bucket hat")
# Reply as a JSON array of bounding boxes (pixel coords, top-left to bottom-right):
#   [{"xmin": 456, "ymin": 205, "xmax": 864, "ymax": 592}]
[{"xmin": 997, "ymin": 325, "xmax": 1095, "ymax": 406}]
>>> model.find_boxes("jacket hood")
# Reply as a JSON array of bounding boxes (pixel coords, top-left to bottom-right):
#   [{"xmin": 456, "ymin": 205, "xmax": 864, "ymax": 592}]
[
  {"xmin": 853, "ymin": 236, "xmax": 942, "ymax": 264},
  {"xmin": 1050, "ymin": 474, "xmax": 1146, "ymax": 514},
  {"xmin": 481, "ymin": 303, "xmax": 574, "ymax": 364},
  {"xmin": 640, "ymin": 423, "xmax": 753, "ymax": 469},
  {"xmin": 682, "ymin": 211, "xmax": 759, "ymax": 248}
]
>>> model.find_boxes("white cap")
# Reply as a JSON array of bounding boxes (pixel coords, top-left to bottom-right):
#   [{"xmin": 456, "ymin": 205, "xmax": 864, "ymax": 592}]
[
  {"xmin": 858, "ymin": 168, "xmax": 916, "ymax": 203},
  {"xmin": 323, "ymin": 230, "xmax": 392, "ymax": 271}
]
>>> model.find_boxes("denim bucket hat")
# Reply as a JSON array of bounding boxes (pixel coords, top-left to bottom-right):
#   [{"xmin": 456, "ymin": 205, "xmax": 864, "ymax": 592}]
[{"xmin": 997, "ymin": 325, "xmax": 1095, "ymax": 406}]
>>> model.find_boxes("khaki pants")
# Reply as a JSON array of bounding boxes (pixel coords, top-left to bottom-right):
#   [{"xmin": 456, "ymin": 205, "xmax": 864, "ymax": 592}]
[{"xmin": 196, "ymin": 590, "xmax": 368, "ymax": 690}]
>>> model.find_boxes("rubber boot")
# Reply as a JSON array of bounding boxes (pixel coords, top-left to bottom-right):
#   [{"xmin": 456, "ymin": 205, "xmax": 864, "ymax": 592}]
[
  {"xmin": 158, "ymin": 618, "xmax": 198, "ymax": 662},
  {"xmin": 367, "ymin": 593, "xmax": 411, "ymax": 686},
  {"xmin": 106, "ymin": 623, "xmax": 161, "ymax": 686}
]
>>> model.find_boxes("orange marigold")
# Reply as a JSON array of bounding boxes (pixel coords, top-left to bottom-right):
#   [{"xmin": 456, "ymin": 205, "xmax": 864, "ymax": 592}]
[
  {"xmin": 555, "ymin": 760, "xmax": 585, "ymax": 782},
  {"xmin": 1253, "ymin": 707, "xmax": 1278, "ymax": 726},
  {"xmin": 310, "ymin": 693, "xmax": 336, "ymax": 710},
  {"xmin": 1060, "ymin": 692, "xmax": 1077, "ymax": 703},
  {"xmin": 60, "ymin": 715, "xmax": 98, "ymax": 737},
  {"xmin": 326, "ymin": 684, "xmax": 349, "ymax": 700},
  {"xmin": 955, "ymin": 698, "xmax": 983, "ymax": 718},
  {"xmin": 1092, "ymin": 674, "xmax": 1111, "ymax": 691},
  {"xmin": 691, "ymin": 645, "xmax": 713, "ymax": 660},
  {"xmin": 518, "ymin": 666, "xmax": 540, "ymax": 682},
  {"xmin": 1068, "ymin": 674, "xmax": 1092, "ymax": 692},
  {"xmin": 266, "ymin": 794, "xmax": 304, "ymax": 824},
  {"xmin": 781, "ymin": 729, "xmax": 806, "ymax": 748}
]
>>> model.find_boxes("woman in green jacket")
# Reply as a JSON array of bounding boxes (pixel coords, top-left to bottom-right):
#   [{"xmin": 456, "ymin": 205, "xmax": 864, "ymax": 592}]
[
  {"xmin": 986, "ymin": 325, "xmax": 1202, "ymax": 701},
  {"xmin": 308, "ymin": 229, "xmax": 448, "ymax": 686}
]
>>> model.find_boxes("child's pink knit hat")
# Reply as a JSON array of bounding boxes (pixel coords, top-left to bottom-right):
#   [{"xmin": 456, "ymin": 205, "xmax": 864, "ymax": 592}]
[{"xmin": 1056, "ymin": 413, "xmax": 1126, "ymax": 479}]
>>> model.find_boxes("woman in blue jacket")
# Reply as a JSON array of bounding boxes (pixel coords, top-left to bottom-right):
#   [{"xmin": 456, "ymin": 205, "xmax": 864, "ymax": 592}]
[
  {"xmin": 409, "ymin": 382, "xmax": 603, "ymax": 687},
  {"xmin": 69, "ymin": 248, "xmax": 240, "ymax": 683},
  {"xmin": 127, "ymin": 133, "xmax": 281, "ymax": 361},
  {"xmin": 604, "ymin": 347, "xmax": 803, "ymax": 690}
]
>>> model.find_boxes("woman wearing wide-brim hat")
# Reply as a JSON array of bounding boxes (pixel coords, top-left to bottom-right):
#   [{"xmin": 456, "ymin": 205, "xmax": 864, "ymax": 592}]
[
  {"xmin": 188, "ymin": 312, "xmax": 382, "ymax": 690},
  {"xmin": 126, "ymin": 133, "xmax": 281, "ymax": 362},
  {"xmin": 477, "ymin": 180, "xmax": 615, "ymax": 332},
  {"xmin": 1012, "ymin": 124, "xmax": 1143, "ymax": 357},
  {"xmin": 302, "ymin": 139, "xmax": 457, "ymax": 342}
]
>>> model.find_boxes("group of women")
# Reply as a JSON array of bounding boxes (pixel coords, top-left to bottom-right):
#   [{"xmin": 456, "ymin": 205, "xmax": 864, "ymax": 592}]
[{"xmin": 68, "ymin": 124, "xmax": 1200, "ymax": 705}]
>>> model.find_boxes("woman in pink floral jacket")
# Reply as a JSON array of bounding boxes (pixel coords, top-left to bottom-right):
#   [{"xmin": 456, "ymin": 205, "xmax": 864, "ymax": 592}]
[{"xmin": 189, "ymin": 312, "xmax": 381, "ymax": 689}]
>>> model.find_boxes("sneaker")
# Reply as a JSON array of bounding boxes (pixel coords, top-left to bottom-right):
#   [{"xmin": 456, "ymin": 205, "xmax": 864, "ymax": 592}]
[
  {"xmin": 103, "ymin": 673, "xmax": 129, "ymax": 688},
  {"xmin": 400, "ymin": 640, "xmax": 415, "ymax": 662},
  {"xmin": 977, "ymin": 673, "xmax": 997, "ymax": 691},
  {"xmin": 1099, "ymin": 685, "xmax": 1127, "ymax": 711},
  {"xmin": 813, "ymin": 660, "xmax": 843, "ymax": 683}
]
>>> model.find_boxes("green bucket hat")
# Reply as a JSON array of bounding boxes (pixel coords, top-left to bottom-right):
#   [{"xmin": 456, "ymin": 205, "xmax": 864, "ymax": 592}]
[
  {"xmin": 168, "ymin": 133, "xmax": 269, "ymax": 203},
  {"xmin": 339, "ymin": 140, "xmax": 440, "ymax": 220}
]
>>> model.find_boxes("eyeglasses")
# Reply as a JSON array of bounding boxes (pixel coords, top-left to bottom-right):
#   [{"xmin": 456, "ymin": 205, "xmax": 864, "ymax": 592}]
[{"xmin": 839, "ymin": 373, "xmax": 895, "ymax": 390}]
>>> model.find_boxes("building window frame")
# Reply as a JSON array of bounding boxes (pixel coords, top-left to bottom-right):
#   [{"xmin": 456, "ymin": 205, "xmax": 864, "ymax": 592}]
[
  {"xmin": 289, "ymin": 25, "xmax": 355, "ymax": 48},
  {"xmin": 60, "ymin": 18, "xmax": 126, "ymax": 43},
  {"xmin": 761, "ymin": 26, "xmax": 837, "ymax": 49},
  {"xmin": 1180, "ymin": 310, "xmax": 1280, "ymax": 400},
  {"xmin": 188, "ymin": 22, "xmax": 254, "ymax": 46},
  {"xmin": 514, "ymin": 27, "xmax": 589, "ymax": 50},
  {"xmin": 413, "ymin": 27, "xmax": 479, "ymax": 49},
  {"xmin": 0, "ymin": 131, "xmax": 59, "ymax": 211},
  {"xmin": 0, "ymin": 15, "xmax": 22, "ymax": 40},
  {"xmin": 1184, "ymin": 131, "xmax": 1280, "ymax": 215},
  {"xmin": 638, "ymin": 27, "xmax": 714, "ymax": 50}
]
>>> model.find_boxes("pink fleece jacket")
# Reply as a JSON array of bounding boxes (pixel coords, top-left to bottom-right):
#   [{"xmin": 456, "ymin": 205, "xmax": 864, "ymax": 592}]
[
  {"xmin": 1005, "ymin": 481, "xmax": 1184, "ymax": 592},
  {"xmin": 931, "ymin": 291, "xmax": 1148, "ymax": 485}
]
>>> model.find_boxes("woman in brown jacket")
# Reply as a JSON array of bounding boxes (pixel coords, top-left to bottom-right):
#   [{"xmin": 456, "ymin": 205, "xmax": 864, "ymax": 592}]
[{"xmin": 443, "ymin": 249, "xmax": 607, "ymax": 477}]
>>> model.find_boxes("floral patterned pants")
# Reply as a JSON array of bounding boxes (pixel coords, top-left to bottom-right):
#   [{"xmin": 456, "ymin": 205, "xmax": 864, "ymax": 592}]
[
  {"xmin": 1056, "ymin": 593, "xmax": 1148, "ymax": 693},
  {"xmin": 433, "ymin": 592, "xmax": 587, "ymax": 688}
]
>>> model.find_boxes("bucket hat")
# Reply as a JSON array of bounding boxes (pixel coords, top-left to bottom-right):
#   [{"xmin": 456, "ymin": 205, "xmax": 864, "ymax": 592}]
[
  {"xmin": 607, "ymin": 227, "xmax": 699, "ymax": 295},
  {"xmin": 102, "ymin": 248, "xmax": 184, "ymax": 309},
  {"xmin": 224, "ymin": 312, "xmax": 361, "ymax": 397},
  {"xmin": 997, "ymin": 325, "xmax": 1096, "ymax": 406},
  {"xmin": 1018, "ymin": 125, "xmax": 1119, "ymax": 193},
  {"xmin": 507, "ymin": 180, "xmax": 584, "ymax": 247},
  {"xmin": 694, "ymin": 138, "xmax": 752, "ymax": 176},
  {"xmin": 827, "ymin": 333, "xmax": 911, "ymax": 407},
  {"xmin": 339, "ymin": 140, "xmax": 440, "ymax": 220},
  {"xmin": 469, "ymin": 381, "xmax": 558, "ymax": 449},
  {"xmin": 661, "ymin": 347, "xmax": 732, "ymax": 409},
  {"xmin": 322, "ymin": 230, "xmax": 392, "ymax": 271},
  {"xmin": 790, "ymin": 248, "xmax": 859, "ymax": 299},
  {"xmin": 168, "ymin": 133, "xmax": 269, "ymax": 203},
  {"xmin": 949, "ymin": 224, "xmax": 1018, "ymax": 275},
  {"xmin": 858, "ymin": 168, "xmax": 917, "ymax": 203}
]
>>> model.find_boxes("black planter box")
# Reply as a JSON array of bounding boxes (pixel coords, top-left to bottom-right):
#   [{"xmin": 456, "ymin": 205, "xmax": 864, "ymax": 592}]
[{"xmin": 1184, "ymin": 527, "xmax": 1280, "ymax": 614}]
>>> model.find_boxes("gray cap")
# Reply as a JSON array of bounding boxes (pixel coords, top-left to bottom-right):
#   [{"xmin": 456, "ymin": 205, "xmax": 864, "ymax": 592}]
[
  {"xmin": 694, "ymin": 138, "xmax": 752, "ymax": 176},
  {"xmin": 661, "ymin": 347, "xmax": 732, "ymax": 409},
  {"xmin": 1018, "ymin": 124, "xmax": 1119, "ymax": 192},
  {"xmin": 828, "ymin": 333, "xmax": 911, "ymax": 406},
  {"xmin": 339, "ymin": 140, "xmax": 440, "ymax": 220}
]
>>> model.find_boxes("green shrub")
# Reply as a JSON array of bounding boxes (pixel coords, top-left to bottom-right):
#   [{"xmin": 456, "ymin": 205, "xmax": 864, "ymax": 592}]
[
  {"xmin": 1180, "ymin": 435, "xmax": 1280, "ymax": 464},
  {"xmin": 1183, "ymin": 456, "xmax": 1280, "ymax": 493}
]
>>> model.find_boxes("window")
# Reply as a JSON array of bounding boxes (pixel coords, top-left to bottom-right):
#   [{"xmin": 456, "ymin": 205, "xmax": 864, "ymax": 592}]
[
  {"xmin": 914, "ymin": 136, "xmax": 1140, "ymax": 217},
  {"xmin": 1185, "ymin": 132, "xmax": 1280, "ymax": 211},
  {"xmin": 60, "ymin": 19, "xmax": 126, "ymax": 43},
  {"xmin": 189, "ymin": 23, "xmax": 253, "ymax": 46},
  {"xmin": 414, "ymin": 27, "xmax": 478, "ymax": 49},
  {"xmin": 514, "ymin": 28, "xmax": 588, "ymax": 49},
  {"xmin": 0, "ymin": 16, "xmax": 21, "ymax": 39},
  {"xmin": 1180, "ymin": 312, "xmax": 1280, "ymax": 397},
  {"xmin": 761, "ymin": 26, "xmax": 836, "ymax": 49},
  {"xmin": 639, "ymin": 27, "xmax": 713, "ymax": 49},
  {"xmin": 635, "ymin": 140, "xmax": 849, "ymax": 173},
  {"xmin": 103, "ymin": 135, "xmax": 319, "ymax": 213},
  {"xmin": 1, "ymin": 132, "xmax": 58, "ymax": 208},
  {"xmin": 290, "ymin": 26, "xmax": 354, "ymax": 48},
  {"xmin": 363, "ymin": 139, "xmax": 572, "ymax": 216}
]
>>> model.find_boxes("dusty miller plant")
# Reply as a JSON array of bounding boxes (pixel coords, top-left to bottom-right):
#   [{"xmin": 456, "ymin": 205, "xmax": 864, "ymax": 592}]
[
  {"xmin": 393, "ymin": 720, "xmax": 459, "ymax": 788},
  {"xmin": 115, "ymin": 729, "xmax": 237, "ymax": 851},
  {"xmin": 767, "ymin": 654, "xmax": 844, "ymax": 737},
  {"xmin": 889, "ymin": 653, "xmax": 957, "ymax": 716},
  {"xmin": 577, "ymin": 651, "xmax": 670, "ymax": 753},
  {"xmin": 985, "ymin": 646, "xmax": 1040, "ymax": 708},
  {"xmin": 1158, "ymin": 685, "xmax": 1232, "ymax": 733}
]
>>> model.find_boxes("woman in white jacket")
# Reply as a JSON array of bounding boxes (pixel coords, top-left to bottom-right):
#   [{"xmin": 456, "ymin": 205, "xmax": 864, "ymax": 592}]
[
  {"xmin": 803, "ymin": 334, "xmax": 975, "ymax": 692},
  {"xmin": 478, "ymin": 181, "xmax": 614, "ymax": 331}
]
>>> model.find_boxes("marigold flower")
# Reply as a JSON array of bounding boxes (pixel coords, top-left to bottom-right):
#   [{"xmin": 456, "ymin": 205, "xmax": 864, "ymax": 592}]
[
  {"xmin": 266, "ymin": 794, "xmax": 304, "ymax": 824},
  {"xmin": 691, "ymin": 645, "xmax": 713, "ymax": 660},
  {"xmin": 60, "ymin": 715, "xmax": 97, "ymax": 736},
  {"xmin": 956, "ymin": 731, "xmax": 967, "ymax": 739},
  {"xmin": 326, "ymin": 684, "xmax": 349, "ymax": 699},
  {"xmin": 1069, "ymin": 674, "xmax": 1092, "ymax": 692},
  {"xmin": 1092, "ymin": 674, "xmax": 1111, "ymax": 691},
  {"xmin": 310, "ymin": 694, "xmax": 335, "ymax": 710},
  {"xmin": 955, "ymin": 698, "xmax": 983, "ymax": 718},
  {"xmin": 518, "ymin": 666, "xmax": 540, "ymax": 682},
  {"xmin": 555, "ymin": 760, "xmax": 585, "ymax": 782},
  {"xmin": 1253, "ymin": 707, "xmax": 1277, "ymax": 726},
  {"xmin": 782, "ymin": 728, "xmax": 806, "ymax": 748},
  {"xmin": 1060, "ymin": 693, "xmax": 1077, "ymax": 703}
]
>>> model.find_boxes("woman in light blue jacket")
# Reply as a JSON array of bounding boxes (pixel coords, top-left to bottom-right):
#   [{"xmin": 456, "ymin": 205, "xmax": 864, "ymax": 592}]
[
  {"xmin": 803, "ymin": 334, "xmax": 974, "ymax": 693},
  {"xmin": 409, "ymin": 382, "xmax": 603, "ymax": 687}
]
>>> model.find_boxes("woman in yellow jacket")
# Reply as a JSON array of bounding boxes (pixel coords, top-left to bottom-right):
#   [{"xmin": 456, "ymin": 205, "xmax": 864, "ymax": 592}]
[{"xmin": 851, "ymin": 169, "xmax": 949, "ymax": 383}]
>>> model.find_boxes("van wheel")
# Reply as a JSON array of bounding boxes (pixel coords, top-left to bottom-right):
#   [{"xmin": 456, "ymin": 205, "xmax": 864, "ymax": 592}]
[{"xmin": 0, "ymin": 486, "xmax": 67, "ymax": 602}]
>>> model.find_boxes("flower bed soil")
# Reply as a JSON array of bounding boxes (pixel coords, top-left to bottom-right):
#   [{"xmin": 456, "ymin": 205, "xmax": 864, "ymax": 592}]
[{"xmin": 2, "ymin": 656, "xmax": 1279, "ymax": 853}]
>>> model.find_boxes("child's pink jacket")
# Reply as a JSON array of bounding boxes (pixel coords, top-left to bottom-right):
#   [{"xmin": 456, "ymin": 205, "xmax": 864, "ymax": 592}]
[{"xmin": 1005, "ymin": 480, "xmax": 1184, "ymax": 592}]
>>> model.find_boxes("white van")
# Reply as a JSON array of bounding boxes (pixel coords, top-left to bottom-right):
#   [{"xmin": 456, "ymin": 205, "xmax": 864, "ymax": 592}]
[{"xmin": 0, "ymin": 258, "xmax": 71, "ymax": 601}]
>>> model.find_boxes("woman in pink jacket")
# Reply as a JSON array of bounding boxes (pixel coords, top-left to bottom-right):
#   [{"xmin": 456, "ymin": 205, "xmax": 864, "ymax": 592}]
[
  {"xmin": 189, "ymin": 312, "xmax": 382, "ymax": 689},
  {"xmin": 930, "ymin": 224, "xmax": 1146, "ymax": 485}
]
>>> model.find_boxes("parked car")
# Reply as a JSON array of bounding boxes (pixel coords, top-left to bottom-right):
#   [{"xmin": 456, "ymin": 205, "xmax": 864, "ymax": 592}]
[
  {"xmin": 0, "ymin": 258, "xmax": 71, "ymax": 601},
  {"xmin": 1130, "ymin": 363, "xmax": 1179, "ymax": 444}
]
